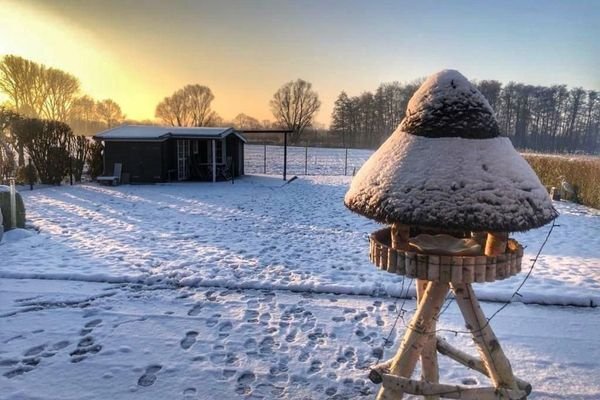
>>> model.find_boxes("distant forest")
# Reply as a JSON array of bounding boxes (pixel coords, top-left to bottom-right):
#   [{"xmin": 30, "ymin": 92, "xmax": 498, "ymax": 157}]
[{"xmin": 329, "ymin": 80, "xmax": 600, "ymax": 154}]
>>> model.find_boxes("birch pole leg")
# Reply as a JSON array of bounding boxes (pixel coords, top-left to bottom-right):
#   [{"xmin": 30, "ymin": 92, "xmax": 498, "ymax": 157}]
[
  {"xmin": 451, "ymin": 283, "xmax": 519, "ymax": 392},
  {"xmin": 377, "ymin": 282, "xmax": 449, "ymax": 400},
  {"xmin": 417, "ymin": 280, "xmax": 440, "ymax": 400}
]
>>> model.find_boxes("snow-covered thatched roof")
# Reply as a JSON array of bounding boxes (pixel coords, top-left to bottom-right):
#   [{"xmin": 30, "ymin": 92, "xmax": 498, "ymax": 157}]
[
  {"xmin": 345, "ymin": 70, "xmax": 558, "ymax": 232},
  {"xmin": 94, "ymin": 125, "xmax": 247, "ymax": 142}
]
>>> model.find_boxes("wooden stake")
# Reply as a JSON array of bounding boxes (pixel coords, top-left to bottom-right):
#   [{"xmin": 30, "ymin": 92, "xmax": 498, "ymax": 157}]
[
  {"xmin": 417, "ymin": 280, "xmax": 440, "ymax": 400},
  {"xmin": 377, "ymin": 282, "xmax": 449, "ymax": 400},
  {"xmin": 451, "ymin": 283, "xmax": 520, "ymax": 392}
]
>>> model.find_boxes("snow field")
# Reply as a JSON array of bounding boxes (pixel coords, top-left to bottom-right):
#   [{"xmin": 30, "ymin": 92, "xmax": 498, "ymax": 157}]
[
  {"xmin": 0, "ymin": 171, "xmax": 599, "ymax": 399},
  {"xmin": 1, "ymin": 278, "xmax": 599, "ymax": 399},
  {"xmin": 1, "ymin": 176, "xmax": 598, "ymax": 306}
]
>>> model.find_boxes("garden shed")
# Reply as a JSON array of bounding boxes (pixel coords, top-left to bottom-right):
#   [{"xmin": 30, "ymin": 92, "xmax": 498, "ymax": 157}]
[{"xmin": 94, "ymin": 125, "xmax": 246, "ymax": 183}]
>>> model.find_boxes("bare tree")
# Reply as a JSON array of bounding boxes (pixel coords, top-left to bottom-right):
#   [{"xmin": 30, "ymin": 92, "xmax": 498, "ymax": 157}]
[
  {"xmin": 232, "ymin": 113, "xmax": 261, "ymax": 129},
  {"xmin": 0, "ymin": 55, "xmax": 80, "ymax": 122},
  {"xmin": 0, "ymin": 55, "xmax": 45, "ymax": 117},
  {"xmin": 96, "ymin": 99, "xmax": 124, "ymax": 128},
  {"xmin": 155, "ymin": 84, "xmax": 217, "ymax": 126},
  {"xmin": 41, "ymin": 67, "xmax": 80, "ymax": 122},
  {"xmin": 0, "ymin": 107, "xmax": 20, "ymax": 180},
  {"xmin": 270, "ymin": 79, "xmax": 321, "ymax": 141}
]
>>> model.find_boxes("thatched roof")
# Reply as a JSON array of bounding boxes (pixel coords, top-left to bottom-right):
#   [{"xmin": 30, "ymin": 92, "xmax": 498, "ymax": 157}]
[{"xmin": 344, "ymin": 70, "xmax": 558, "ymax": 232}]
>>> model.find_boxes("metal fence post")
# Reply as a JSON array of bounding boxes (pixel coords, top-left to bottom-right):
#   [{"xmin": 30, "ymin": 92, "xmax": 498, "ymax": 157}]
[
  {"xmin": 344, "ymin": 147, "xmax": 348, "ymax": 176},
  {"xmin": 304, "ymin": 146, "xmax": 308, "ymax": 175},
  {"xmin": 283, "ymin": 132, "xmax": 287, "ymax": 181}
]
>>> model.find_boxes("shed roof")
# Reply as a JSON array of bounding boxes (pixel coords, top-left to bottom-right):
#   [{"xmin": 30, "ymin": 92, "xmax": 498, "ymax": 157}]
[
  {"xmin": 344, "ymin": 70, "xmax": 558, "ymax": 232},
  {"xmin": 94, "ymin": 125, "xmax": 247, "ymax": 142}
]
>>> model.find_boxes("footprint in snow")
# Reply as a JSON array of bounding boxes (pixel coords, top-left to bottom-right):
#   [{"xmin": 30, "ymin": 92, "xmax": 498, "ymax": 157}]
[
  {"xmin": 52, "ymin": 340, "xmax": 70, "ymax": 350},
  {"xmin": 180, "ymin": 331, "xmax": 198, "ymax": 350},
  {"xmin": 23, "ymin": 344, "xmax": 46, "ymax": 357},
  {"xmin": 206, "ymin": 314, "xmax": 220, "ymax": 327},
  {"xmin": 137, "ymin": 365, "xmax": 162, "ymax": 387},
  {"xmin": 187, "ymin": 304, "xmax": 203, "ymax": 316},
  {"xmin": 3, "ymin": 365, "xmax": 35, "ymax": 378},
  {"xmin": 218, "ymin": 321, "xmax": 232, "ymax": 335},
  {"xmin": 183, "ymin": 387, "xmax": 197, "ymax": 399},
  {"xmin": 235, "ymin": 371, "xmax": 256, "ymax": 395}
]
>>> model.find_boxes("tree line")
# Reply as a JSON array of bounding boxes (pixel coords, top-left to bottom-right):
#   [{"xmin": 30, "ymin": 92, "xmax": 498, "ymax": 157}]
[
  {"xmin": 330, "ymin": 80, "xmax": 599, "ymax": 154},
  {"xmin": 0, "ymin": 54, "xmax": 323, "ymax": 183},
  {"xmin": 1, "ymin": 53, "xmax": 597, "ymax": 185}
]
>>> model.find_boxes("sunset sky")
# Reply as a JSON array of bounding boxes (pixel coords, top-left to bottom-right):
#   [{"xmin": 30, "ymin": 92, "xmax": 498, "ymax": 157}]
[{"xmin": 1, "ymin": 0, "xmax": 598, "ymax": 126}]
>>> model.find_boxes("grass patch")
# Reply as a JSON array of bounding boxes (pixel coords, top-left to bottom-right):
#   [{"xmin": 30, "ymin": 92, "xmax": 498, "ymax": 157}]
[{"xmin": 524, "ymin": 154, "xmax": 600, "ymax": 210}]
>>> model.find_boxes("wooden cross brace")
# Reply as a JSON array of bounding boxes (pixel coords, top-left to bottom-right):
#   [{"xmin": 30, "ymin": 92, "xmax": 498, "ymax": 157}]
[{"xmin": 371, "ymin": 280, "xmax": 530, "ymax": 400}]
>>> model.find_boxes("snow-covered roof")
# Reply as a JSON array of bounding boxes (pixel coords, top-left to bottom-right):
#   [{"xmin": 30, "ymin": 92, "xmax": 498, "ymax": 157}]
[
  {"xmin": 94, "ymin": 125, "xmax": 247, "ymax": 143},
  {"xmin": 400, "ymin": 69, "xmax": 500, "ymax": 139},
  {"xmin": 345, "ymin": 70, "xmax": 558, "ymax": 232}
]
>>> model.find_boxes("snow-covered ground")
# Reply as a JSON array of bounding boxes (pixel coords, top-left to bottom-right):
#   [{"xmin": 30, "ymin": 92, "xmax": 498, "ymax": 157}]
[
  {"xmin": 2, "ymin": 176, "xmax": 598, "ymax": 306},
  {"xmin": 1, "ymin": 174, "xmax": 599, "ymax": 399},
  {"xmin": 2, "ymin": 278, "xmax": 599, "ymax": 399}
]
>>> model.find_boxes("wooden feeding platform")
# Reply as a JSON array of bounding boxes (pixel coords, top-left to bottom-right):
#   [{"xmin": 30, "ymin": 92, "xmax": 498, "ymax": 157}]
[
  {"xmin": 367, "ymin": 224, "xmax": 531, "ymax": 400},
  {"xmin": 369, "ymin": 227, "xmax": 524, "ymax": 283}
]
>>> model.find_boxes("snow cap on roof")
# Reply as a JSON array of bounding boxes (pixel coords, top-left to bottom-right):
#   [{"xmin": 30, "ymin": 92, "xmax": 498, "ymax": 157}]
[
  {"xmin": 345, "ymin": 70, "xmax": 558, "ymax": 232},
  {"xmin": 400, "ymin": 69, "xmax": 500, "ymax": 139}
]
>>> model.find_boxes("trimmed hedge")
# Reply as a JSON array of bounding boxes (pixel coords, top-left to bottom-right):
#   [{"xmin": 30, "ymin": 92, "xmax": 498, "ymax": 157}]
[
  {"xmin": 0, "ymin": 187, "xmax": 26, "ymax": 230},
  {"xmin": 524, "ymin": 154, "xmax": 600, "ymax": 210}
]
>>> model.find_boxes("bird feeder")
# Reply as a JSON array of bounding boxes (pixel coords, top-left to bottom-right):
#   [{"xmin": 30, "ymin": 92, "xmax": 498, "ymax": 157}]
[{"xmin": 345, "ymin": 70, "xmax": 558, "ymax": 400}]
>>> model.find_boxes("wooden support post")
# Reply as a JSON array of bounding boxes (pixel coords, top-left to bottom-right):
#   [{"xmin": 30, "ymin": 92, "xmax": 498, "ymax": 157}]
[
  {"xmin": 391, "ymin": 223, "xmax": 410, "ymax": 251},
  {"xmin": 378, "ymin": 374, "xmax": 527, "ymax": 400},
  {"xmin": 377, "ymin": 282, "xmax": 449, "ymax": 400},
  {"xmin": 451, "ymin": 283, "xmax": 520, "ymax": 392},
  {"xmin": 417, "ymin": 280, "xmax": 440, "ymax": 400},
  {"xmin": 436, "ymin": 336, "xmax": 532, "ymax": 395},
  {"xmin": 211, "ymin": 139, "xmax": 216, "ymax": 182},
  {"xmin": 485, "ymin": 232, "xmax": 508, "ymax": 257}
]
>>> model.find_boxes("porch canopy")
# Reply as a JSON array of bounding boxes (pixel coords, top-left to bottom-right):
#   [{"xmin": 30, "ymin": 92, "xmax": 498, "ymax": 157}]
[{"xmin": 94, "ymin": 125, "xmax": 246, "ymax": 183}]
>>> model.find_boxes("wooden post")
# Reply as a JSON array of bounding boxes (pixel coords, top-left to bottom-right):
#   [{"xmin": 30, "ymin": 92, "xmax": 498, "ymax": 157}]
[
  {"xmin": 485, "ymin": 232, "xmax": 508, "ymax": 256},
  {"xmin": 263, "ymin": 143, "xmax": 267, "ymax": 174},
  {"xmin": 417, "ymin": 280, "xmax": 440, "ymax": 400},
  {"xmin": 451, "ymin": 283, "xmax": 519, "ymax": 392},
  {"xmin": 391, "ymin": 223, "xmax": 410, "ymax": 251},
  {"xmin": 377, "ymin": 282, "xmax": 449, "ymax": 400},
  {"xmin": 211, "ymin": 139, "xmax": 216, "ymax": 182}
]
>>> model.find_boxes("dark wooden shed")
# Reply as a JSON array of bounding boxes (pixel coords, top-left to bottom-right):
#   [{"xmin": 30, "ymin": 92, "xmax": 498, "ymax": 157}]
[{"xmin": 94, "ymin": 125, "xmax": 246, "ymax": 183}]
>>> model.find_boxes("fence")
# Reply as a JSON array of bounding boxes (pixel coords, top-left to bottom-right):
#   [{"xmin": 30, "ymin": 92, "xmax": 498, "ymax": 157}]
[{"xmin": 244, "ymin": 144, "xmax": 374, "ymax": 177}]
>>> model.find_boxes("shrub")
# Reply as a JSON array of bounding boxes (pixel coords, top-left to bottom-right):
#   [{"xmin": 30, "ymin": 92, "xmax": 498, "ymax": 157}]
[
  {"xmin": 15, "ymin": 163, "xmax": 37, "ymax": 185},
  {"xmin": 87, "ymin": 141, "xmax": 104, "ymax": 179},
  {"xmin": 11, "ymin": 118, "xmax": 73, "ymax": 184},
  {"xmin": 524, "ymin": 154, "xmax": 600, "ymax": 209}
]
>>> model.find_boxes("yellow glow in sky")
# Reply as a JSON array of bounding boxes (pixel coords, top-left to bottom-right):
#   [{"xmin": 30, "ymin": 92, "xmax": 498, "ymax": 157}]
[{"xmin": 0, "ymin": 1, "xmax": 176, "ymax": 122}]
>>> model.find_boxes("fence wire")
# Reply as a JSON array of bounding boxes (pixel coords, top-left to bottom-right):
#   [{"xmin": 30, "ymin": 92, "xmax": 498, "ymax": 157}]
[{"xmin": 244, "ymin": 144, "xmax": 373, "ymax": 176}]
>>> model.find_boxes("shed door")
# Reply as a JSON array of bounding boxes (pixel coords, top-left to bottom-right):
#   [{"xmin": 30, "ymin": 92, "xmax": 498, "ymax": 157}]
[{"xmin": 177, "ymin": 140, "xmax": 190, "ymax": 181}]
